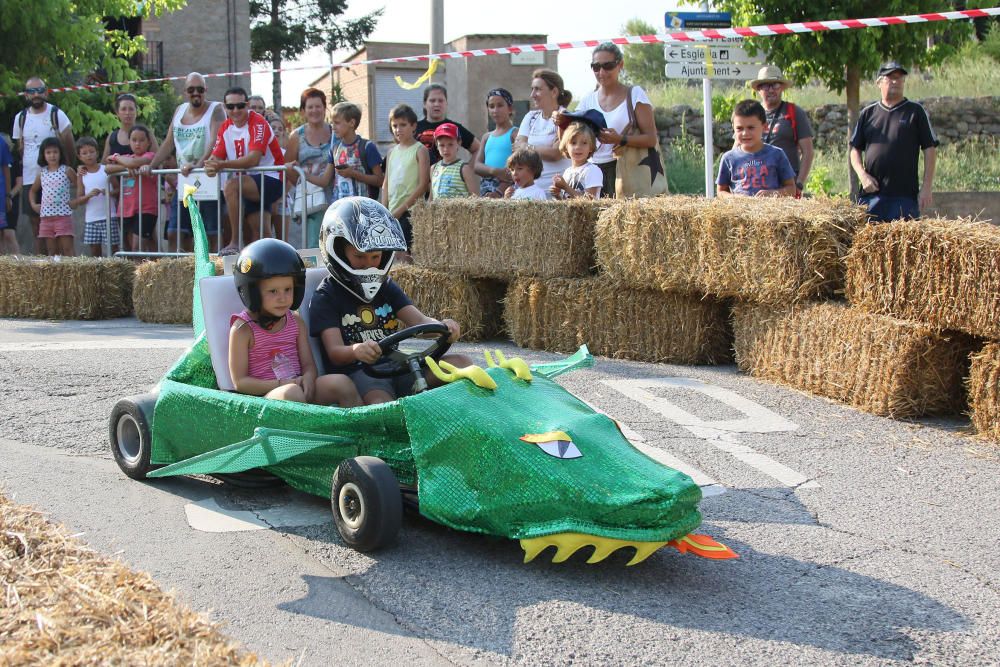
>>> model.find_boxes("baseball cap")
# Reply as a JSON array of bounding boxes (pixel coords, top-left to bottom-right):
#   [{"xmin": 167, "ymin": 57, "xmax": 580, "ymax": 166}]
[
  {"xmin": 433, "ymin": 122, "xmax": 459, "ymax": 140},
  {"xmin": 877, "ymin": 61, "xmax": 908, "ymax": 79},
  {"xmin": 555, "ymin": 108, "xmax": 608, "ymax": 134}
]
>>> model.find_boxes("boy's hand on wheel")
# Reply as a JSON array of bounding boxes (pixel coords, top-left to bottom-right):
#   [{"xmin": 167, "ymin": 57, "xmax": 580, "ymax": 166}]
[
  {"xmin": 353, "ymin": 341, "xmax": 382, "ymax": 364},
  {"xmin": 441, "ymin": 318, "xmax": 461, "ymax": 343}
]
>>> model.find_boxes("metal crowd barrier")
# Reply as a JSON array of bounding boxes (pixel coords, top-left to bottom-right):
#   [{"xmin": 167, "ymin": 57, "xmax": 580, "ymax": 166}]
[{"xmin": 97, "ymin": 164, "xmax": 311, "ymax": 258}]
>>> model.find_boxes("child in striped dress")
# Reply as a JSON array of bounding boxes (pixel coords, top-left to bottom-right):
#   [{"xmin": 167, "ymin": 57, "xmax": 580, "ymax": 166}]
[
  {"xmin": 29, "ymin": 137, "xmax": 77, "ymax": 256},
  {"xmin": 228, "ymin": 238, "xmax": 362, "ymax": 406},
  {"xmin": 429, "ymin": 123, "xmax": 476, "ymax": 200}
]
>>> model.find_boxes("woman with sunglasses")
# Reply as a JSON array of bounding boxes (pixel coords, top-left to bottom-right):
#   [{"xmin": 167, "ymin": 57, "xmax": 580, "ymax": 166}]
[
  {"xmin": 513, "ymin": 69, "xmax": 572, "ymax": 193},
  {"xmin": 569, "ymin": 42, "xmax": 660, "ymax": 198}
]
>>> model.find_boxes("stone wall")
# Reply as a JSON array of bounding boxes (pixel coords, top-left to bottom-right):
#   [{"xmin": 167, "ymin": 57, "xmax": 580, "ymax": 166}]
[{"xmin": 655, "ymin": 96, "xmax": 1000, "ymax": 151}]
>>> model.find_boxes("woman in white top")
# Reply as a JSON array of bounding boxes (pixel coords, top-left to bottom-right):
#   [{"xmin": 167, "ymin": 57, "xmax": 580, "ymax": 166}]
[
  {"xmin": 571, "ymin": 42, "xmax": 661, "ymax": 198},
  {"xmin": 513, "ymin": 69, "xmax": 571, "ymax": 192}
]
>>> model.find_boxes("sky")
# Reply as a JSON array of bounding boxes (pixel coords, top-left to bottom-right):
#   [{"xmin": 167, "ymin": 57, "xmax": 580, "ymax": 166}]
[{"xmin": 250, "ymin": 0, "xmax": 689, "ymax": 108}]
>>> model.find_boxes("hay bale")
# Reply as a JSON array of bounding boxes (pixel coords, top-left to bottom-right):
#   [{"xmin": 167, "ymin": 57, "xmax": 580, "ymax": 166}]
[
  {"xmin": 133, "ymin": 256, "xmax": 196, "ymax": 324},
  {"xmin": 968, "ymin": 343, "xmax": 1000, "ymax": 443},
  {"xmin": 390, "ymin": 265, "xmax": 506, "ymax": 341},
  {"xmin": 733, "ymin": 302, "xmax": 973, "ymax": 417},
  {"xmin": 410, "ymin": 198, "xmax": 610, "ymax": 279},
  {"xmin": 0, "ymin": 492, "xmax": 266, "ymax": 665},
  {"xmin": 504, "ymin": 277, "xmax": 732, "ymax": 364},
  {"xmin": 0, "ymin": 256, "xmax": 134, "ymax": 320},
  {"xmin": 846, "ymin": 218, "xmax": 1000, "ymax": 339},
  {"xmin": 596, "ymin": 196, "xmax": 867, "ymax": 304}
]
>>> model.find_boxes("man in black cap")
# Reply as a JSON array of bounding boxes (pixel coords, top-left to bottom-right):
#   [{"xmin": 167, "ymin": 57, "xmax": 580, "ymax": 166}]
[{"xmin": 849, "ymin": 61, "xmax": 938, "ymax": 222}]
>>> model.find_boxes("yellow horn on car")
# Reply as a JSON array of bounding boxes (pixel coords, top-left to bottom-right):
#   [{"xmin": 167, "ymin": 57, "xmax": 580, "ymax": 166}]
[
  {"xmin": 484, "ymin": 350, "xmax": 533, "ymax": 381},
  {"xmin": 425, "ymin": 357, "xmax": 497, "ymax": 391}
]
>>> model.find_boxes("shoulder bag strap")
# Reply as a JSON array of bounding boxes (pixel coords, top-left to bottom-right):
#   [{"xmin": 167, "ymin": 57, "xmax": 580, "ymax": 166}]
[{"xmin": 623, "ymin": 86, "xmax": 638, "ymax": 136}]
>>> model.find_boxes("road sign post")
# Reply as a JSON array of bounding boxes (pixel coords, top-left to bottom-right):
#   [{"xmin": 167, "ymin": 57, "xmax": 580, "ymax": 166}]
[{"xmin": 665, "ymin": 9, "xmax": 735, "ymax": 198}]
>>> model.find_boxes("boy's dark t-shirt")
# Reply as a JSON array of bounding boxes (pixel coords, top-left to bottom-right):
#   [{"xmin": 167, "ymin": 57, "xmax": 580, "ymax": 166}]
[
  {"xmin": 415, "ymin": 118, "xmax": 476, "ymax": 165},
  {"xmin": 308, "ymin": 275, "xmax": 413, "ymax": 373}
]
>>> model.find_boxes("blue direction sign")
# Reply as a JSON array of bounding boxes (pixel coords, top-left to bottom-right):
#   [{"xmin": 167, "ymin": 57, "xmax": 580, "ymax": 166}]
[{"xmin": 665, "ymin": 11, "xmax": 732, "ymax": 30}]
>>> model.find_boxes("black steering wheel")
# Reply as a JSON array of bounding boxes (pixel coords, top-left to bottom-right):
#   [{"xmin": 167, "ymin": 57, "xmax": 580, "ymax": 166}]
[{"xmin": 362, "ymin": 322, "xmax": 452, "ymax": 379}]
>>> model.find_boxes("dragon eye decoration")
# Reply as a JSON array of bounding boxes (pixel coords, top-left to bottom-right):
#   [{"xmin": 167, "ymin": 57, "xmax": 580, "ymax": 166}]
[{"xmin": 520, "ymin": 431, "xmax": 582, "ymax": 459}]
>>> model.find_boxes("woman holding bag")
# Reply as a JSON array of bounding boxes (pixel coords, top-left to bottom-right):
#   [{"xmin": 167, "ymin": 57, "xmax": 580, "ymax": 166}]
[{"xmin": 571, "ymin": 43, "xmax": 664, "ymax": 197}]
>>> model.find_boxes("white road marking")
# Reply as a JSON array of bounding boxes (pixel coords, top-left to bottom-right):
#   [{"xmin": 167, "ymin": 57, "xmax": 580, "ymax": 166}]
[
  {"xmin": 185, "ymin": 496, "xmax": 330, "ymax": 533},
  {"xmin": 575, "ymin": 395, "xmax": 726, "ymax": 496},
  {"xmin": 603, "ymin": 378, "xmax": 819, "ymax": 489},
  {"xmin": 0, "ymin": 339, "xmax": 192, "ymax": 352}
]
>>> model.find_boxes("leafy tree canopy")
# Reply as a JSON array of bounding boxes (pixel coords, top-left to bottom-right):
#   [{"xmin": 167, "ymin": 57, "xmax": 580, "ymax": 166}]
[
  {"xmin": 0, "ymin": 0, "xmax": 186, "ymax": 142},
  {"xmin": 621, "ymin": 18, "xmax": 668, "ymax": 90},
  {"xmin": 250, "ymin": 0, "xmax": 380, "ymax": 110}
]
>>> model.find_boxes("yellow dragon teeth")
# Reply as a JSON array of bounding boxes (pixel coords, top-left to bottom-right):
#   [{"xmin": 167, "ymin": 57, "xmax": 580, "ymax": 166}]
[
  {"xmin": 520, "ymin": 533, "xmax": 668, "ymax": 566},
  {"xmin": 425, "ymin": 357, "xmax": 498, "ymax": 390},
  {"xmin": 520, "ymin": 532, "xmax": 738, "ymax": 566}
]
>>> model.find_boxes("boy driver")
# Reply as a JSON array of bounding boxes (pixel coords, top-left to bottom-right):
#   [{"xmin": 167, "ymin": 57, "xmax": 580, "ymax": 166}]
[{"xmin": 309, "ymin": 197, "xmax": 472, "ymax": 405}]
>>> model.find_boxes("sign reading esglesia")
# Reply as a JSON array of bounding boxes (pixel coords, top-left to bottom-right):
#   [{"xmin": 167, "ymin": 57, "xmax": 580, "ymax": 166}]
[{"xmin": 663, "ymin": 11, "xmax": 763, "ymax": 81}]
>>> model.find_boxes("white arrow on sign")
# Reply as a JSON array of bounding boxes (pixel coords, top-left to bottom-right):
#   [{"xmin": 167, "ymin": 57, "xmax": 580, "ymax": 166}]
[
  {"xmin": 665, "ymin": 62, "xmax": 757, "ymax": 81},
  {"xmin": 664, "ymin": 44, "xmax": 762, "ymax": 64}
]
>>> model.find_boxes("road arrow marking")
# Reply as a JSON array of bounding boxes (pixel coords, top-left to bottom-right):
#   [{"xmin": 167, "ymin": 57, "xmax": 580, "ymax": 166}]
[
  {"xmin": 185, "ymin": 496, "xmax": 330, "ymax": 533},
  {"xmin": 603, "ymin": 378, "xmax": 819, "ymax": 489}
]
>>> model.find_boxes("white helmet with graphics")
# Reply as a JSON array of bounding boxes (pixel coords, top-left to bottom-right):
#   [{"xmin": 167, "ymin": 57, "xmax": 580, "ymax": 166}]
[{"xmin": 319, "ymin": 197, "xmax": 408, "ymax": 302}]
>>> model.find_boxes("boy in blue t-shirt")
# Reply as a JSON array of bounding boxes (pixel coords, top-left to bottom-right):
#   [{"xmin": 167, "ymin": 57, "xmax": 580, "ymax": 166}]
[
  {"xmin": 717, "ymin": 99, "xmax": 796, "ymax": 198},
  {"xmin": 306, "ymin": 102, "xmax": 384, "ymax": 202}
]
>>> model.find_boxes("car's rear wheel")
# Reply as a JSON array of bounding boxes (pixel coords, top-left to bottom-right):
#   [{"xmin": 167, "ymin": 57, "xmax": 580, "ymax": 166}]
[
  {"xmin": 331, "ymin": 456, "xmax": 402, "ymax": 552},
  {"xmin": 109, "ymin": 393, "xmax": 157, "ymax": 480}
]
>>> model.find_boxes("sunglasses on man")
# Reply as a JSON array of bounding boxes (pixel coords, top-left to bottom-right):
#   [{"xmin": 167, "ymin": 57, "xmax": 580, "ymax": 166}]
[
  {"xmin": 186, "ymin": 86, "xmax": 206, "ymax": 94},
  {"xmin": 224, "ymin": 102, "xmax": 247, "ymax": 110},
  {"xmin": 590, "ymin": 61, "xmax": 619, "ymax": 72},
  {"xmin": 24, "ymin": 87, "xmax": 47, "ymax": 95}
]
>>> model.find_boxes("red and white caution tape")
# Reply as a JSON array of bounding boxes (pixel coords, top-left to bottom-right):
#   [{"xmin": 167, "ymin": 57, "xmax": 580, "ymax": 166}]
[{"xmin": 13, "ymin": 7, "xmax": 1000, "ymax": 97}]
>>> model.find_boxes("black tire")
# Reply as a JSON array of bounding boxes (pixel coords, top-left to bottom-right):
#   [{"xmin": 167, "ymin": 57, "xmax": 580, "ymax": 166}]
[
  {"xmin": 331, "ymin": 456, "xmax": 402, "ymax": 552},
  {"xmin": 109, "ymin": 393, "xmax": 157, "ymax": 480}
]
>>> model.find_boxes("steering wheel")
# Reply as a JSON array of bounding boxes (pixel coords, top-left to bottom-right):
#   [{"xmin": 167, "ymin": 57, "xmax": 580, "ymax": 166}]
[{"xmin": 362, "ymin": 322, "xmax": 452, "ymax": 379}]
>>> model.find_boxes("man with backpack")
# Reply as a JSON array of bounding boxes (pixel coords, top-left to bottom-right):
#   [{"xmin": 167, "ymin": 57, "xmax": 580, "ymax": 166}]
[
  {"xmin": 12, "ymin": 76, "xmax": 75, "ymax": 252},
  {"xmin": 748, "ymin": 66, "xmax": 814, "ymax": 198}
]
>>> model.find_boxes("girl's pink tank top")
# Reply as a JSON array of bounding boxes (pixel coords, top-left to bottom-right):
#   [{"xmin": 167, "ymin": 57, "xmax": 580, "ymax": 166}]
[{"xmin": 231, "ymin": 310, "xmax": 302, "ymax": 381}]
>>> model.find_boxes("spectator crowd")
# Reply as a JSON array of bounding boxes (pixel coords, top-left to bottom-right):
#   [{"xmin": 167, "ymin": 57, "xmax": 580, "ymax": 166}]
[{"xmin": 0, "ymin": 45, "xmax": 937, "ymax": 259}]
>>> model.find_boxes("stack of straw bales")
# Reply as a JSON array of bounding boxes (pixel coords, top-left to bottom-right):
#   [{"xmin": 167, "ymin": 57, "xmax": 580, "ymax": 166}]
[
  {"xmin": 596, "ymin": 196, "xmax": 867, "ymax": 303},
  {"xmin": 0, "ymin": 492, "xmax": 265, "ymax": 665},
  {"xmin": 411, "ymin": 199, "xmax": 609, "ymax": 279},
  {"xmin": 0, "ymin": 256, "xmax": 134, "ymax": 319},
  {"xmin": 133, "ymin": 256, "xmax": 197, "ymax": 324},
  {"xmin": 968, "ymin": 344, "xmax": 1000, "ymax": 441},
  {"xmin": 391, "ymin": 265, "xmax": 506, "ymax": 341},
  {"xmin": 846, "ymin": 219, "xmax": 1000, "ymax": 338},
  {"xmin": 733, "ymin": 302, "xmax": 973, "ymax": 418},
  {"xmin": 846, "ymin": 219, "xmax": 1000, "ymax": 436},
  {"xmin": 505, "ymin": 277, "xmax": 731, "ymax": 364}
]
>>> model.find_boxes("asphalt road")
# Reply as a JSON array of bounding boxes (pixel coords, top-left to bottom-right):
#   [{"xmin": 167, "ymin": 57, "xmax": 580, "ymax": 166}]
[{"xmin": 1, "ymin": 317, "xmax": 998, "ymax": 666}]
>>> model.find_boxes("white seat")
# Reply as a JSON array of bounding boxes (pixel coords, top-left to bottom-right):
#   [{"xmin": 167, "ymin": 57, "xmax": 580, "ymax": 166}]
[{"xmin": 200, "ymin": 267, "xmax": 329, "ymax": 391}]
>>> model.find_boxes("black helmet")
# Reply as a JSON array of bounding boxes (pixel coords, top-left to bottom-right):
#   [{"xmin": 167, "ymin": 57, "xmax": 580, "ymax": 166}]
[
  {"xmin": 319, "ymin": 197, "xmax": 407, "ymax": 303},
  {"xmin": 233, "ymin": 238, "xmax": 306, "ymax": 313}
]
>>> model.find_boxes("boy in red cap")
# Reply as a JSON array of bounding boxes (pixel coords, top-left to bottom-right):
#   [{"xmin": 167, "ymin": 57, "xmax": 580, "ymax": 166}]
[{"xmin": 429, "ymin": 122, "xmax": 477, "ymax": 200}]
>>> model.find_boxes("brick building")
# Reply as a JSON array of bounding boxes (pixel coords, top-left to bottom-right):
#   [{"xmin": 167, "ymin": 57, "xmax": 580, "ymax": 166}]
[
  {"xmin": 309, "ymin": 35, "xmax": 556, "ymax": 151},
  {"xmin": 141, "ymin": 0, "xmax": 251, "ymax": 93}
]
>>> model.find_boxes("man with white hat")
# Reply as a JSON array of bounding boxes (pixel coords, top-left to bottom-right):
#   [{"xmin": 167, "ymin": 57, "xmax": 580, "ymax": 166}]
[
  {"xmin": 849, "ymin": 61, "xmax": 938, "ymax": 222},
  {"xmin": 748, "ymin": 65, "xmax": 814, "ymax": 197}
]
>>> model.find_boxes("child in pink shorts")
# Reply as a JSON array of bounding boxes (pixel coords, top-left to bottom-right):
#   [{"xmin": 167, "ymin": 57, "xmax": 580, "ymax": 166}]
[{"xmin": 29, "ymin": 137, "xmax": 76, "ymax": 256}]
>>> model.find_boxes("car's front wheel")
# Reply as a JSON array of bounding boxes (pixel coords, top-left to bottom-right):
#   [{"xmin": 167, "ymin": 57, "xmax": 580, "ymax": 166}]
[
  {"xmin": 331, "ymin": 456, "xmax": 402, "ymax": 552},
  {"xmin": 109, "ymin": 393, "xmax": 157, "ymax": 480}
]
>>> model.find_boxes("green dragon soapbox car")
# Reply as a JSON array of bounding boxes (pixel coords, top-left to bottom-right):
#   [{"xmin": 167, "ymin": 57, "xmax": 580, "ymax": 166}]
[{"xmin": 109, "ymin": 194, "xmax": 736, "ymax": 565}]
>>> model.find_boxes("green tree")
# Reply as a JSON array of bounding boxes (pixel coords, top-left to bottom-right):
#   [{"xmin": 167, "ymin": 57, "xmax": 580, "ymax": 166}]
[
  {"xmin": 250, "ymin": 0, "xmax": 380, "ymax": 111},
  {"xmin": 0, "ymin": 0, "xmax": 186, "ymax": 141},
  {"xmin": 695, "ymin": 1, "xmax": 971, "ymax": 191},
  {"xmin": 621, "ymin": 18, "xmax": 667, "ymax": 89}
]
